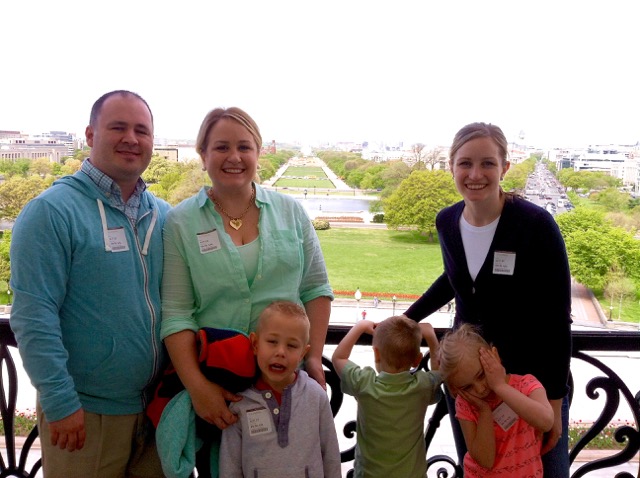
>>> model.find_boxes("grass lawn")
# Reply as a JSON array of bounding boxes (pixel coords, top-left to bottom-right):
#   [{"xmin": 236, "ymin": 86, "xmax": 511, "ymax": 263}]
[
  {"xmin": 317, "ymin": 227, "xmax": 640, "ymax": 324},
  {"xmin": 594, "ymin": 292, "xmax": 640, "ymax": 324},
  {"xmin": 275, "ymin": 178, "xmax": 335, "ymax": 188},
  {"xmin": 317, "ymin": 228, "xmax": 442, "ymax": 298},
  {"xmin": 283, "ymin": 166, "xmax": 328, "ymax": 177}
]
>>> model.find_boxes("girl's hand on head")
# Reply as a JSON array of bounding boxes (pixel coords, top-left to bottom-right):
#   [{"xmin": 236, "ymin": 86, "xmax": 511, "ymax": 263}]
[{"xmin": 479, "ymin": 347, "xmax": 506, "ymax": 392}]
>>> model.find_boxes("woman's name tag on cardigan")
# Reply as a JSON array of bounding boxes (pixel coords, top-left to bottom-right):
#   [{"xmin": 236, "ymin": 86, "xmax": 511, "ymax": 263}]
[
  {"xmin": 247, "ymin": 407, "xmax": 273, "ymax": 436},
  {"xmin": 493, "ymin": 251, "xmax": 516, "ymax": 275},
  {"xmin": 197, "ymin": 229, "xmax": 221, "ymax": 254}
]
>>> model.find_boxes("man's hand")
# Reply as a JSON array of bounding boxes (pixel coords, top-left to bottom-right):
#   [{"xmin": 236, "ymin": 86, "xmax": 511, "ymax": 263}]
[{"xmin": 49, "ymin": 408, "xmax": 86, "ymax": 452}]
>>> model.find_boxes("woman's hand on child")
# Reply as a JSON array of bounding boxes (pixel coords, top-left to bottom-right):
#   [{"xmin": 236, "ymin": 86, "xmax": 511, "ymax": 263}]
[
  {"xmin": 191, "ymin": 381, "xmax": 242, "ymax": 430},
  {"xmin": 305, "ymin": 355, "xmax": 327, "ymax": 389}
]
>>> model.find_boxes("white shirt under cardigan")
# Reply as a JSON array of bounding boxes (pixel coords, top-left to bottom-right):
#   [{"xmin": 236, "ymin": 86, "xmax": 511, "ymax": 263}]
[{"xmin": 459, "ymin": 214, "xmax": 499, "ymax": 281}]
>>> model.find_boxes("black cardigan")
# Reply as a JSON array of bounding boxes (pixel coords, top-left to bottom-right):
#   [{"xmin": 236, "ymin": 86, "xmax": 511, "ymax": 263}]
[{"xmin": 405, "ymin": 195, "xmax": 572, "ymax": 400}]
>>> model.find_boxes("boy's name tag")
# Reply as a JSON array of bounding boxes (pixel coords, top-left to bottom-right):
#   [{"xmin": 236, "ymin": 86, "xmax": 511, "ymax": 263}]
[
  {"xmin": 246, "ymin": 407, "xmax": 273, "ymax": 437},
  {"xmin": 493, "ymin": 251, "xmax": 516, "ymax": 276},
  {"xmin": 492, "ymin": 401, "xmax": 518, "ymax": 431},
  {"xmin": 107, "ymin": 227, "xmax": 129, "ymax": 252},
  {"xmin": 197, "ymin": 229, "xmax": 221, "ymax": 254}
]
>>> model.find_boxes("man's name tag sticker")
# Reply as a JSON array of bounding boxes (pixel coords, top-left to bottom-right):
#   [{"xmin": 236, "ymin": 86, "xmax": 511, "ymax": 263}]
[
  {"xmin": 197, "ymin": 229, "xmax": 221, "ymax": 254},
  {"xmin": 493, "ymin": 251, "xmax": 516, "ymax": 276},
  {"xmin": 247, "ymin": 407, "xmax": 273, "ymax": 437},
  {"xmin": 107, "ymin": 228, "xmax": 129, "ymax": 252}
]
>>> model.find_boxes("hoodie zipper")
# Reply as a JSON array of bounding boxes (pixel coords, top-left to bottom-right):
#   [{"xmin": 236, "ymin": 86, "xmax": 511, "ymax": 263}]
[{"xmin": 132, "ymin": 210, "xmax": 160, "ymax": 408}]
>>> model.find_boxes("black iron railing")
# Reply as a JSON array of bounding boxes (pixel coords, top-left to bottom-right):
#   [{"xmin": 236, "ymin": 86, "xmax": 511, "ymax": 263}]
[{"xmin": 1, "ymin": 319, "xmax": 639, "ymax": 477}]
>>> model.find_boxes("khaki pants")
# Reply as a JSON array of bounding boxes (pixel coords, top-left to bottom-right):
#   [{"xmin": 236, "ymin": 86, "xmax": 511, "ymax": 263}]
[{"xmin": 38, "ymin": 404, "xmax": 165, "ymax": 478}]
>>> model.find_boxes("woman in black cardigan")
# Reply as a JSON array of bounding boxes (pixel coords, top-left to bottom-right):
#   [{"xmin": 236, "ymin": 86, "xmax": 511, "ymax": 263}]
[{"xmin": 405, "ymin": 122, "xmax": 572, "ymax": 478}]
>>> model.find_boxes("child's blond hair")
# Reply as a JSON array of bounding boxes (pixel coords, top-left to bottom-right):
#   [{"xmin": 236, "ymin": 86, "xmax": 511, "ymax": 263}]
[
  {"xmin": 372, "ymin": 316, "xmax": 422, "ymax": 370},
  {"xmin": 257, "ymin": 301, "xmax": 310, "ymax": 343},
  {"xmin": 437, "ymin": 323, "xmax": 490, "ymax": 381}
]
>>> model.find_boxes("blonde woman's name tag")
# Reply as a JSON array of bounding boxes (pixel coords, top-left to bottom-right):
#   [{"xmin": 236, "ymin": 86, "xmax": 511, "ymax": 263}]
[
  {"xmin": 493, "ymin": 251, "xmax": 516, "ymax": 275},
  {"xmin": 197, "ymin": 229, "xmax": 221, "ymax": 254}
]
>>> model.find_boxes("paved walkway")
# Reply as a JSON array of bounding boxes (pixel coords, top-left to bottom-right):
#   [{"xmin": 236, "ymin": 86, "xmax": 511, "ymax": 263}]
[{"xmin": 570, "ymin": 281, "xmax": 639, "ymax": 331}]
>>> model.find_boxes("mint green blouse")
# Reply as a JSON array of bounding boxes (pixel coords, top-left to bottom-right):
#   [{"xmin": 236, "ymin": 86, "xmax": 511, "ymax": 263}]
[{"xmin": 160, "ymin": 184, "xmax": 333, "ymax": 339}]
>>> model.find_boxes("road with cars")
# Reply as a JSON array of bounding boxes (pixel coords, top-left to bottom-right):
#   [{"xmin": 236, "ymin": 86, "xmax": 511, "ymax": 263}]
[{"xmin": 523, "ymin": 162, "xmax": 574, "ymax": 215}]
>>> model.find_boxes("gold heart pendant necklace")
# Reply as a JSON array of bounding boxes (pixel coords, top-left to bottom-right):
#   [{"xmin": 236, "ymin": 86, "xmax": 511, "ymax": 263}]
[{"xmin": 207, "ymin": 186, "xmax": 256, "ymax": 231}]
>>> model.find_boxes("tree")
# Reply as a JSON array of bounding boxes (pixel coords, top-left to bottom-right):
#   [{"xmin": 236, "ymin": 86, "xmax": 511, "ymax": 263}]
[
  {"xmin": 502, "ymin": 158, "xmax": 535, "ymax": 193},
  {"xmin": 593, "ymin": 188, "xmax": 631, "ymax": 211},
  {"xmin": 556, "ymin": 208, "xmax": 640, "ymax": 290},
  {"xmin": 29, "ymin": 158, "xmax": 53, "ymax": 177},
  {"xmin": 379, "ymin": 161, "xmax": 411, "ymax": 197},
  {"xmin": 422, "ymin": 147, "xmax": 444, "ymax": 171},
  {"xmin": 73, "ymin": 148, "xmax": 91, "ymax": 161},
  {"xmin": 359, "ymin": 164, "xmax": 387, "ymax": 190},
  {"xmin": 557, "ymin": 169, "xmax": 620, "ymax": 192},
  {"xmin": 603, "ymin": 267, "xmax": 636, "ymax": 320},
  {"xmin": 0, "ymin": 230, "xmax": 11, "ymax": 284},
  {"xmin": 0, "ymin": 159, "xmax": 30, "ymax": 178},
  {"xmin": 260, "ymin": 150, "xmax": 294, "ymax": 180},
  {"xmin": 343, "ymin": 168, "xmax": 365, "ymax": 188},
  {"xmin": 383, "ymin": 170, "xmax": 460, "ymax": 241},
  {"xmin": 167, "ymin": 161, "xmax": 209, "ymax": 205},
  {"xmin": 60, "ymin": 159, "xmax": 82, "ymax": 176},
  {"xmin": 51, "ymin": 162, "xmax": 63, "ymax": 176},
  {"xmin": 317, "ymin": 150, "xmax": 362, "ymax": 180},
  {"xmin": 0, "ymin": 176, "xmax": 49, "ymax": 220},
  {"xmin": 142, "ymin": 155, "xmax": 179, "ymax": 184},
  {"xmin": 410, "ymin": 143, "xmax": 426, "ymax": 165},
  {"xmin": 258, "ymin": 158, "xmax": 276, "ymax": 182}
]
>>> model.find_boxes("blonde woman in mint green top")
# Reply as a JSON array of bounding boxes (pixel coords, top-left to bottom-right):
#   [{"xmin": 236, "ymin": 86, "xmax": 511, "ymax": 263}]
[{"xmin": 160, "ymin": 107, "xmax": 333, "ymax": 476}]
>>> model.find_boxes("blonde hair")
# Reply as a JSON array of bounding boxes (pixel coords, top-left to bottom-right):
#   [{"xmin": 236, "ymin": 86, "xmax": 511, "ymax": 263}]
[
  {"xmin": 437, "ymin": 324, "xmax": 490, "ymax": 381},
  {"xmin": 257, "ymin": 301, "xmax": 310, "ymax": 343},
  {"xmin": 196, "ymin": 106, "xmax": 263, "ymax": 158},
  {"xmin": 372, "ymin": 316, "xmax": 422, "ymax": 370}
]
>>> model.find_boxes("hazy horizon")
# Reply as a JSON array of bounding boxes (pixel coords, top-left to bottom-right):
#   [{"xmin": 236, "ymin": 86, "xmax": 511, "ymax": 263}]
[{"xmin": 2, "ymin": 1, "xmax": 638, "ymax": 150}]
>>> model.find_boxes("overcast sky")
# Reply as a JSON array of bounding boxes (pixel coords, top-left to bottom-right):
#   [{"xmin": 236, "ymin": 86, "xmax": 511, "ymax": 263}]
[{"xmin": 2, "ymin": 1, "xmax": 638, "ymax": 149}]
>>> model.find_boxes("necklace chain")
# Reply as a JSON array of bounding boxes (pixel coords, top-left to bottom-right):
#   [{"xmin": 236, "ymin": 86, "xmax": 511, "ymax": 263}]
[{"xmin": 207, "ymin": 186, "xmax": 256, "ymax": 230}]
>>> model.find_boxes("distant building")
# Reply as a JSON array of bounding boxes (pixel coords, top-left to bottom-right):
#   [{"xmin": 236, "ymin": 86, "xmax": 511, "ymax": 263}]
[
  {"xmin": 153, "ymin": 147, "xmax": 179, "ymax": 162},
  {"xmin": 0, "ymin": 131, "xmax": 76, "ymax": 162},
  {"xmin": 547, "ymin": 144, "xmax": 640, "ymax": 194},
  {"xmin": 0, "ymin": 130, "xmax": 21, "ymax": 140},
  {"xmin": 152, "ymin": 139, "xmax": 199, "ymax": 162},
  {"xmin": 261, "ymin": 140, "xmax": 277, "ymax": 155}
]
